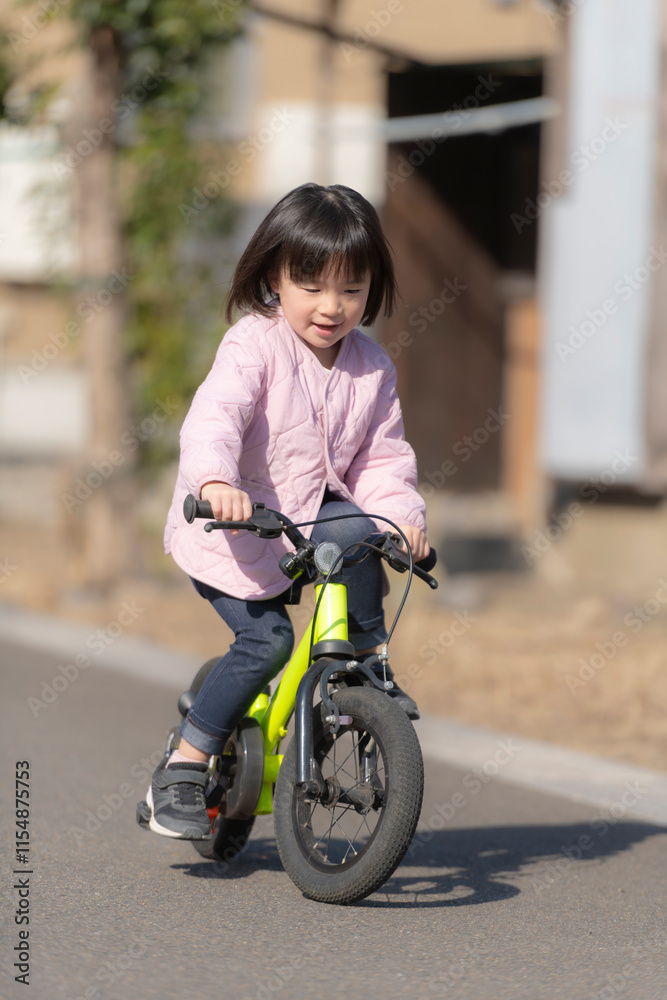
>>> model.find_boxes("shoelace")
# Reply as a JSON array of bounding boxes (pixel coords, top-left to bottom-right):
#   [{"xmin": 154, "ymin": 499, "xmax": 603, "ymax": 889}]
[{"xmin": 174, "ymin": 782, "xmax": 206, "ymax": 808}]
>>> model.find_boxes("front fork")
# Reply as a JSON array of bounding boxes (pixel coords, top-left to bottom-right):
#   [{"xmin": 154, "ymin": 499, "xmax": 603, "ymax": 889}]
[
  {"xmin": 262, "ymin": 578, "xmax": 392, "ymax": 805},
  {"xmin": 294, "ymin": 652, "xmax": 391, "ymax": 797}
]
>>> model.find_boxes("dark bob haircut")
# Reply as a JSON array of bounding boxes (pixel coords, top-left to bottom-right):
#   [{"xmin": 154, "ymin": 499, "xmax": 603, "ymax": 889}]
[{"xmin": 225, "ymin": 183, "xmax": 398, "ymax": 326}]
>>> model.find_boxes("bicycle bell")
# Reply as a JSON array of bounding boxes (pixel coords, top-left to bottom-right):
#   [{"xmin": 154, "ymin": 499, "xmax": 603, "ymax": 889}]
[{"xmin": 313, "ymin": 541, "xmax": 343, "ymax": 576}]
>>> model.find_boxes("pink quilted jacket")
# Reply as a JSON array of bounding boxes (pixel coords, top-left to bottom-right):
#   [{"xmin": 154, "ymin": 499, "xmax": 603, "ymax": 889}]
[{"xmin": 164, "ymin": 306, "xmax": 427, "ymax": 599}]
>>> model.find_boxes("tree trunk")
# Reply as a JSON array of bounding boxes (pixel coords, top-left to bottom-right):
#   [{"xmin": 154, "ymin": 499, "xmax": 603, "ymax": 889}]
[{"xmin": 65, "ymin": 24, "xmax": 139, "ymax": 589}]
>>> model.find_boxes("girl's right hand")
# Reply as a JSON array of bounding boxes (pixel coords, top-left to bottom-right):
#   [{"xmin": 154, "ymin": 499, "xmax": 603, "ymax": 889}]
[{"xmin": 200, "ymin": 482, "xmax": 252, "ymax": 533}]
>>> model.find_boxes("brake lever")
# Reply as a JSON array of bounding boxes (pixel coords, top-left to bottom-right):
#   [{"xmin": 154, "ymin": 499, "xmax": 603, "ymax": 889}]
[
  {"xmin": 376, "ymin": 533, "xmax": 439, "ymax": 590},
  {"xmin": 372, "ymin": 534, "xmax": 406, "ymax": 572},
  {"xmin": 203, "ymin": 502, "xmax": 284, "ymax": 539}
]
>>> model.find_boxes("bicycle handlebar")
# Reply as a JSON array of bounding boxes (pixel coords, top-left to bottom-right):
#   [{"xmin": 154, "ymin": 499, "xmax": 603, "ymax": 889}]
[{"xmin": 183, "ymin": 494, "xmax": 438, "ymax": 589}]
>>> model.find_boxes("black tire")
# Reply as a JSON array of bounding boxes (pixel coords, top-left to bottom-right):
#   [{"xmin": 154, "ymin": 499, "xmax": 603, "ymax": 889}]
[
  {"xmin": 191, "ymin": 813, "xmax": 255, "ymax": 863},
  {"xmin": 273, "ymin": 686, "xmax": 424, "ymax": 905}
]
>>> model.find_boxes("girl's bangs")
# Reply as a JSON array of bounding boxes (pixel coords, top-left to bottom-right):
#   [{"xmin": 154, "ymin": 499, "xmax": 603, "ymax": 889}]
[{"xmin": 281, "ymin": 229, "xmax": 374, "ymax": 284}]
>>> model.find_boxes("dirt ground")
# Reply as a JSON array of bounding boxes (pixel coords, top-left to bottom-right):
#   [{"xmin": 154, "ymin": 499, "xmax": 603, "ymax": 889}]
[{"xmin": 5, "ymin": 498, "xmax": 667, "ymax": 772}]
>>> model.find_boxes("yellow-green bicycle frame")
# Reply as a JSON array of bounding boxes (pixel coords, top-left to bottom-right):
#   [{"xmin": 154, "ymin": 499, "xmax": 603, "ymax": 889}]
[{"xmin": 241, "ymin": 579, "xmax": 349, "ymax": 814}]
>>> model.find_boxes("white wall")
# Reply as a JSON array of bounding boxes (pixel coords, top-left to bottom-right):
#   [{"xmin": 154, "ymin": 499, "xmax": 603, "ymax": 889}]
[
  {"xmin": 255, "ymin": 101, "xmax": 387, "ymax": 206},
  {"xmin": 0, "ymin": 123, "xmax": 77, "ymax": 282},
  {"xmin": 539, "ymin": 0, "xmax": 661, "ymax": 482},
  {"xmin": 0, "ymin": 368, "xmax": 87, "ymax": 456}
]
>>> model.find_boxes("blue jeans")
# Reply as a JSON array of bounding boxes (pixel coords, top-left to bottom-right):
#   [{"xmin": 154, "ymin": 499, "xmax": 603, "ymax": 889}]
[{"xmin": 179, "ymin": 494, "xmax": 387, "ymax": 755}]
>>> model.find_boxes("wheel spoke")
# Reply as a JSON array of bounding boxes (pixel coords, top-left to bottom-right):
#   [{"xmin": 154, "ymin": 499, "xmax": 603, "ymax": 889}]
[
  {"xmin": 275, "ymin": 688, "xmax": 425, "ymax": 904},
  {"xmin": 339, "ymin": 808, "xmax": 372, "ymax": 862},
  {"xmin": 361, "ymin": 812, "xmax": 374, "ymax": 839},
  {"xmin": 326, "ymin": 737, "xmax": 361, "ymax": 782},
  {"xmin": 338, "ymin": 763, "xmax": 385, "ymax": 796},
  {"xmin": 309, "ymin": 802, "xmax": 355, "ymax": 859},
  {"xmin": 329, "ymin": 806, "xmax": 361, "ymax": 860},
  {"xmin": 323, "ymin": 730, "xmax": 385, "ymax": 791},
  {"xmin": 310, "ymin": 788, "xmax": 384, "ymax": 865},
  {"xmin": 347, "ymin": 811, "xmax": 371, "ymax": 859},
  {"xmin": 334, "ymin": 759, "xmax": 386, "ymax": 807},
  {"xmin": 316, "ymin": 729, "xmax": 387, "ymax": 852},
  {"xmin": 326, "ymin": 813, "xmax": 334, "ymax": 860},
  {"xmin": 300, "ymin": 798, "xmax": 317, "ymax": 832},
  {"xmin": 309, "ymin": 818, "xmax": 336, "ymax": 855}
]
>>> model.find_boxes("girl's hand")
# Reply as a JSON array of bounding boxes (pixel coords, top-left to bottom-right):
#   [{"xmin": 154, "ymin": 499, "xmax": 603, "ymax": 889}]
[
  {"xmin": 395, "ymin": 524, "xmax": 430, "ymax": 563},
  {"xmin": 200, "ymin": 481, "xmax": 252, "ymax": 534}
]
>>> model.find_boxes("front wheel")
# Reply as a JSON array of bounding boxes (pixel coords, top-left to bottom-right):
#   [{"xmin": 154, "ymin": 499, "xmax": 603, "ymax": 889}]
[{"xmin": 274, "ymin": 686, "xmax": 424, "ymax": 905}]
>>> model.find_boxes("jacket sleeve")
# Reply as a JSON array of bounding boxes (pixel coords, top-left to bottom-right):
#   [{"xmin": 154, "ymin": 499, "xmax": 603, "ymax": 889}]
[
  {"xmin": 178, "ymin": 325, "xmax": 266, "ymax": 498},
  {"xmin": 343, "ymin": 362, "xmax": 427, "ymax": 533}
]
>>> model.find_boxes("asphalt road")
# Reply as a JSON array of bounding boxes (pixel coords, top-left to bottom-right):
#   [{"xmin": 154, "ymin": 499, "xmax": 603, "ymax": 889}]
[{"xmin": 2, "ymin": 639, "xmax": 667, "ymax": 1000}]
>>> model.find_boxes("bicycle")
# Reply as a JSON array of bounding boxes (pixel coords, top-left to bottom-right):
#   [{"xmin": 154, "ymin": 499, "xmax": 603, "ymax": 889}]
[{"xmin": 137, "ymin": 495, "xmax": 438, "ymax": 905}]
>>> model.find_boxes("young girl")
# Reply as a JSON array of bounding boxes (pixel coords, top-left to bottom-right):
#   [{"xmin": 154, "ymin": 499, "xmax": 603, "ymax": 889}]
[{"xmin": 146, "ymin": 182, "xmax": 429, "ymax": 839}]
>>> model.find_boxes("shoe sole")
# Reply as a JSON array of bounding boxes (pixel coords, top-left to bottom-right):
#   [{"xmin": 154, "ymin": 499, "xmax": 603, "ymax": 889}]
[
  {"xmin": 145, "ymin": 785, "xmax": 211, "ymax": 841},
  {"xmin": 390, "ymin": 696, "xmax": 420, "ymax": 721}
]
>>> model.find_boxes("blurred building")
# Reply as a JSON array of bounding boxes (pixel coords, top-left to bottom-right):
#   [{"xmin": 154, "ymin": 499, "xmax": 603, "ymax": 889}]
[
  {"xmin": 1, "ymin": 0, "xmax": 666, "ymax": 572},
  {"xmin": 191, "ymin": 0, "xmax": 559, "ymax": 563},
  {"xmin": 539, "ymin": 0, "xmax": 666, "ymax": 493},
  {"xmin": 229, "ymin": 1, "xmax": 667, "ymax": 554},
  {"xmin": 0, "ymin": 6, "xmax": 84, "ymax": 523}
]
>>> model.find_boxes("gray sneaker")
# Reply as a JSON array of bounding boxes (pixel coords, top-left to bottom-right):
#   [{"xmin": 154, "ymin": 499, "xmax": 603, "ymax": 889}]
[{"xmin": 145, "ymin": 755, "xmax": 212, "ymax": 840}]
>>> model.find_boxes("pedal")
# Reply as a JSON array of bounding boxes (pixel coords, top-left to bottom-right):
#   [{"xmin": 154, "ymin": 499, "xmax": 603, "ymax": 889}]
[{"xmin": 135, "ymin": 799, "xmax": 151, "ymax": 829}]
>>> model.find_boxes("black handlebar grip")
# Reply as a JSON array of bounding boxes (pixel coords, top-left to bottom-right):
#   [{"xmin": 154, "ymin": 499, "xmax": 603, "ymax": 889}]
[
  {"xmin": 410, "ymin": 547, "xmax": 438, "ymax": 589},
  {"xmin": 416, "ymin": 547, "xmax": 437, "ymax": 573},
  {"xmin": 183, "ymin": 494, "xmax": 214, "ymax": 523}
]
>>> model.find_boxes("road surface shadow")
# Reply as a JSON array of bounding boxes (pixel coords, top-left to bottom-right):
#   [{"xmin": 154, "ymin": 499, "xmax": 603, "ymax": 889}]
[
  {"xmin": 356, "ymin": 820, "xmax": 667, "ymax": 908},
  {"xmin": 172, "ymin": 835, "xmax": 283, "ymax": 881},
  {"xmin": 172, "ymin": 820, "xmax": 666, "ymax": 906}
]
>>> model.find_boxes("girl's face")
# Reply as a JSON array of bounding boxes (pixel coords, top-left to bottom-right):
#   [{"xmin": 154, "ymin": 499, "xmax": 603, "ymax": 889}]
[{"xmin": 270, "ymin": 262, "xmax": 371, "ymax": 363}]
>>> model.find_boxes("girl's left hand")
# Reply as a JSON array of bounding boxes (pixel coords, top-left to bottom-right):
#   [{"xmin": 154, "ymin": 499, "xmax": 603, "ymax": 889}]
[{"xmin": 395, "ymin": 524, "xmax": 430, "ymax": 562}]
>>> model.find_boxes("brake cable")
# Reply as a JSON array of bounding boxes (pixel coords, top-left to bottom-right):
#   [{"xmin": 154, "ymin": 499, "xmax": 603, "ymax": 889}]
[{"xmin": 287, "ymin": 513, "xmax": 416, "ymax": 679}]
